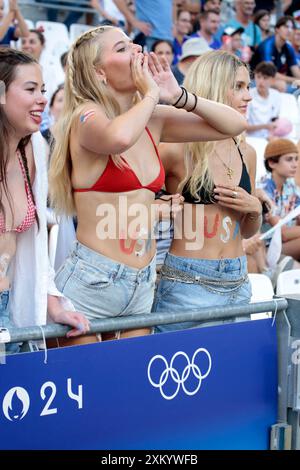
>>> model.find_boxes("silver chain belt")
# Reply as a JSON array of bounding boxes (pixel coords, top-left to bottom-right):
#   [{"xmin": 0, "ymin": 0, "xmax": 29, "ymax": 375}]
[{"xmin": 160, "ymin": 264, "xmax": 248, "ymax": 294}]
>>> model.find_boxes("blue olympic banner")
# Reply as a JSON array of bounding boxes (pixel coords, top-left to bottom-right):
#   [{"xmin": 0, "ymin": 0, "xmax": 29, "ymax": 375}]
[{"xmin": 0, "ymin": 319, "xmax": 277, "ymax": 450}]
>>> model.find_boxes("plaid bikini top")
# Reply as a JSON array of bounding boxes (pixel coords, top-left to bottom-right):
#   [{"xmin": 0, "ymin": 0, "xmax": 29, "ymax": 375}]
[{"xmin": 0, "ymin": 150, "xmax": 36, "ymax": 234}]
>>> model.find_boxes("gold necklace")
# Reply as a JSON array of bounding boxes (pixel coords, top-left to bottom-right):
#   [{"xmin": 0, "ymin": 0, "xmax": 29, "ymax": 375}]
[{"xmin": 214, "ymin": 142, "xmax": 234, "ymax": 180}]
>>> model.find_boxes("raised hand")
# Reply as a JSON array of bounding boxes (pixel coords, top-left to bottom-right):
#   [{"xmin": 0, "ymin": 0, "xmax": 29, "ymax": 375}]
[
  {"xmin": 147, "ymin": 52, "xmax": 182, "ymax": 104},
  {"xmin": 131, "ymin": 52, "xmax": 159, "ymax": 101}
]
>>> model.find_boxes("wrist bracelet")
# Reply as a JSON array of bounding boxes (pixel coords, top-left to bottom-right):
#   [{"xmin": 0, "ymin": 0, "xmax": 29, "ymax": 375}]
[
  {"xmin": 187, "ymin": 93, "xmax": 198, "ymax": 112},
  {"xmin": 172, "ymin": 87, "xmax": 185, "ymax": 107},
  {"xmin": 172, "ymin": 86, "xmax": 189, "ymax": 109}
]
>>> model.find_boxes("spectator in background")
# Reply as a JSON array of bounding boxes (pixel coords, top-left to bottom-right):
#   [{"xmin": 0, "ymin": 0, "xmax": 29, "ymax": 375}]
[
  {"xmin": 114, "ymin": 0, "xmax": 173, "ymax": 52},
  {"xmin": 252, "ymin": 16, "xmax": 300, "ymax": 93},
  {"xmin": 0, "ymin": 0, "xmax": 29, "ymax": 46},
  {"xmin": 172, "ymin": 9, "xmax": 192, "ymax": 65},
  {"xmin": 172, "ymin": 37, "xmax": 212, "ymax": 84},
  {"xmin": 151, "ymin": 40, "xmax": 174, "ymax": 66},
  {"xmin": 90, "ymin": 0, "xmax": 125, "ymax": 29},
  {"xmin": 223, "ymin": 0, "xmax": 261, "ymax": 49},
  {"xmin": 21, "ymin": 29, "xmax": 64, "ymax": 103},
  {"xmin": 191, "ymin": 9, "xmax": 221, "ymax": 49},
  {"xmin": 21, "ymin": 29, "xmax": 65, "ymax": 135},
  {"xmin": 253, "ymin": 9, "xmax": 272, "ymax": 41},
  {"xmin": 247, "ymin": 62, "xmax": 280, "ymax": 139},
  {"xmin": 291, "ymin": 24, "xmax": 300, "ymax": 65},
  {"xmin": 221, "ymin": 26, "xmax": 252, "ymax": 62},
  {"xmin": 41, "ymin": 84, "xmax": 64, "ymax": 146},
  {"xmin": 202, "ymin": 0, "xmax": 222, "ymax": 13},
  {"xmin": 259, "ymin": 139, "xmax": 300, "ymax": 261}
]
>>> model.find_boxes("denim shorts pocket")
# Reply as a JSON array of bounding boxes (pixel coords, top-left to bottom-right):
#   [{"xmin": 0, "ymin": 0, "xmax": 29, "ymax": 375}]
[
  {"xmin": 72, "ymin": 259, "xmax": 113, "ymax": 289},
  {"xmin": 157, "ymin": 278, "xmax": 177, "ymax": 299}
]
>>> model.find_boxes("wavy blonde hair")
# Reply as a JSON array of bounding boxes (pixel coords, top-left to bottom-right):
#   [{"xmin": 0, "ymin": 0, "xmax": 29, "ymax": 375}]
[
  {"xmin": 49, "ymin": 25, "xmax": 136, "ymax": 215},
  {"xmin": 179, "ymin": 50, "xmax": 247, "ymax": 201}
]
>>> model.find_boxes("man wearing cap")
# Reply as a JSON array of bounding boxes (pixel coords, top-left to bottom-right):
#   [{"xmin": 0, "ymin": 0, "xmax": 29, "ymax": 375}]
[
  {"xmin": 190, "ymin": 9, "xmax": 222, "ymax": 49},
  {"xmin": 259, "ymin": 138, "xmax": 300, "ymax": 260},
  {"xmin": 171, "ymin": 37, "xmax": 212, "ymax": 84},
  {"xmin": 221, "ymin": 25, "xmax": 248, "ymax": 59}
]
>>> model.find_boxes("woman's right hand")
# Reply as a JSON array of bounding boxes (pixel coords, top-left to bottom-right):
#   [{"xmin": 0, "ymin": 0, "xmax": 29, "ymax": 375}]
[{"xmin": 131, "ymin": 52, "xmax": 159, "ymax": 103}]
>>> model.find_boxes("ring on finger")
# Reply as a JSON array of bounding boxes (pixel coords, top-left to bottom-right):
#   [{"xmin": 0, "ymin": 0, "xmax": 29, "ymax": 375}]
[{"xmin": 232, "ymin": 190, "xmax": 238, "ymax": 199}]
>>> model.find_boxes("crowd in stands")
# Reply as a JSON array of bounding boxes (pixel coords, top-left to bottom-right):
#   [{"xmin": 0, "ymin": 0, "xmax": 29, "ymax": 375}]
[{"xmin": 1, "ymin": 0, "xmax": 300, "ymax": 351}]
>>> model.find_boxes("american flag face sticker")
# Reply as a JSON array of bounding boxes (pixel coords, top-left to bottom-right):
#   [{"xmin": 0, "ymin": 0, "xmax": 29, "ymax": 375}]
[{"xmin": 80, "ymin": 110, "xmax": 96, "ymax": 123}]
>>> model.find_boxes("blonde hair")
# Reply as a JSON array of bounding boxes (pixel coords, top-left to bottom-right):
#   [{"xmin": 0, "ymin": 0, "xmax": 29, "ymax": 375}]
[
  {"xmin": 49, "ymin": 25, "xmax": 134, "ymax": 215},
  {"xmin": 180, "ymin": 50, "xmax": 247, "ymax": 201}
]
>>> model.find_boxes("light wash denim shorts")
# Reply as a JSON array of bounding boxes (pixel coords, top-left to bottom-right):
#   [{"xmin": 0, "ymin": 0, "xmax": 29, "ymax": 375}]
[
  {"xmin": 55, "ymin": 241, "xmax": 157, "ymax": 320},
  {"xmin": 152, "ymin": 253, "xmax": 251, "ymax": 333},
  {"xmin": 0, "ymin": 290, "xmax": 20, "ymax": 354}
]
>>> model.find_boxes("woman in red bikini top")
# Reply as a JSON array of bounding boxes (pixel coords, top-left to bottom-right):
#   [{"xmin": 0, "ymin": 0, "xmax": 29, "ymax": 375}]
[
  {"xmin": 49, "ymin": 26, "xmax": 247, "ymax": 338},
  {"xmin": 0, "ymin": 49, "xmax": 89, "ymax": 353}
]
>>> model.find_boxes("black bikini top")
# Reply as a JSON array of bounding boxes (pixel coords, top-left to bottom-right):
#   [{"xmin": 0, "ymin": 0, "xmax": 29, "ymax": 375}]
[{"xmin": 181, "ymin": 138, "xmax": 252, "ymax": 204}]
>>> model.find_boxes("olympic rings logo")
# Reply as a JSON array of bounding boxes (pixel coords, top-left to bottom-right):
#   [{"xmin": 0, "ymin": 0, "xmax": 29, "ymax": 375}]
[{"xmin": 147, "ymin": 348, "xmax": 212, "ymax": 400}]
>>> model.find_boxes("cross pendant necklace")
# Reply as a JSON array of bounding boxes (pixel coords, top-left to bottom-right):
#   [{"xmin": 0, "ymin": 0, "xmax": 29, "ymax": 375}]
[
  {"xmin": 226, "ymin": 167, "xmax": 234, "ymax": 179},
  {"xmin": 215, "ymin": 148, "xmax": 234, "ymax": 180}
]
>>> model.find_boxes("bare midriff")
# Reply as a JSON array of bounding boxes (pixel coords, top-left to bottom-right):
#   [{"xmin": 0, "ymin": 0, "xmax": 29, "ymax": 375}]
[{"xmin": 75, "ymin": 188, "xmax": 157, "ymax": 269}]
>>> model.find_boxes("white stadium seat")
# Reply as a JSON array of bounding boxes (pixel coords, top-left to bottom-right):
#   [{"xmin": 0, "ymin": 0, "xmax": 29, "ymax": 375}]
[
  {"xmin": 248, "ymin": 273, "xmax": 274, "ymax": 320},
  {"xmin": 276, "ymin": 269, "xmax": 300, "ymax": 296},
  {"xmin": 69, "ymin": 23, "xmax": 92, "ymax": 43},
  {"xmin": 279, "ymin": 92, "xmax": 300, "ymax": 140},
  {"xmin": 35, "ymin": 21, "xmax": 70, "ymax": 58}
]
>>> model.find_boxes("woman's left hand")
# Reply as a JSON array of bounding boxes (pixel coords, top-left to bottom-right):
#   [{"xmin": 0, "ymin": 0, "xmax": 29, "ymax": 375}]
[
  {"xmin": 53, "ymin": 310, "xmax": 90, "ymax": 338},
  {"xmin": 147, "ymin": 52, "xmax": 182, "ymax": 104},
  {"xmin": 214, "ymin": 184, "xmax": 262, "ymax": 216}
]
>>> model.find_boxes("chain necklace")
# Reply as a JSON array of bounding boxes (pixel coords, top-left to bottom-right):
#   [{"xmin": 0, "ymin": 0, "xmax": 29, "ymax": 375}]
[{"xmin": 214, "ymin": 141, "xmax": 234, "ymax": 180}]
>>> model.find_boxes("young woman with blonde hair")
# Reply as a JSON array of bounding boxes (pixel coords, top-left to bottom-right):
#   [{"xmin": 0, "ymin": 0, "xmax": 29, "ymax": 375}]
[
  {"xmin": 49, "ymin": 27, "xmax": 247, "ymax": 339},
  {"xmin": 153, "ymin": 50, "xmax": 262, "ymax": 332}
]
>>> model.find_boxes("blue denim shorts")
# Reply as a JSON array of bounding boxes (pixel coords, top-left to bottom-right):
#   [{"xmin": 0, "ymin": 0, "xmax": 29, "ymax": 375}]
[
  {"xmin": 55, "ymin": 241, "xmax": 157, "ymax": 320},
  {"xmin": 152, "ymin": 253, "xmax": 251, "ymax": 333},
  {"xmin": 0, "ymin": 290, "xmax": 20, "ymax": 354}
]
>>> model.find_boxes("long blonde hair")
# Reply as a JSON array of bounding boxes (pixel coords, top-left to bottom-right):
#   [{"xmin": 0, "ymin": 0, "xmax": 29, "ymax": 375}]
[
  {"xmin": 180, "ymin": 50, "xmax": 247, "ymax": 201},
  {"xmin": 49, "ymin": 25, "xmax": 133, "ymax": 215}
]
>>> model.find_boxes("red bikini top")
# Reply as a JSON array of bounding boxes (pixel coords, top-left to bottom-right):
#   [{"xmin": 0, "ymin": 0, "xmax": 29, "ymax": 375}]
[{"xmin": 73, "ymin": 127, "xmax": 165, "ymax": 194}]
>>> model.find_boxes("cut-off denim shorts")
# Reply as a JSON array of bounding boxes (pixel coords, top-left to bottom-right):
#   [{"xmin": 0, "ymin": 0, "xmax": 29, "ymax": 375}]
[
  {"xmin": 152, "ymin": 253, "xmax": 252, "ymax": 333},
  {"xmin": 55, "ymin": 241, "xmax": 157, "ymax": 320},
  {"xmin": 0, "ymin": 290, "xmax": 20, "ymax": 354}
]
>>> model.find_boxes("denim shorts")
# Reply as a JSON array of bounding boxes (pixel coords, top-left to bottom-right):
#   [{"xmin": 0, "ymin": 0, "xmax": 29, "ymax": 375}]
[
  {"xmin": 152, "ymin": 253, "xmax": 251, "ymax": 333},
  {"xmin": 0, "ymin": 290, "xmax": 20, "ymax": 354},
  {"xmin": 55, "ymin": 241, "xmax": 157, "ymax": 320}
]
